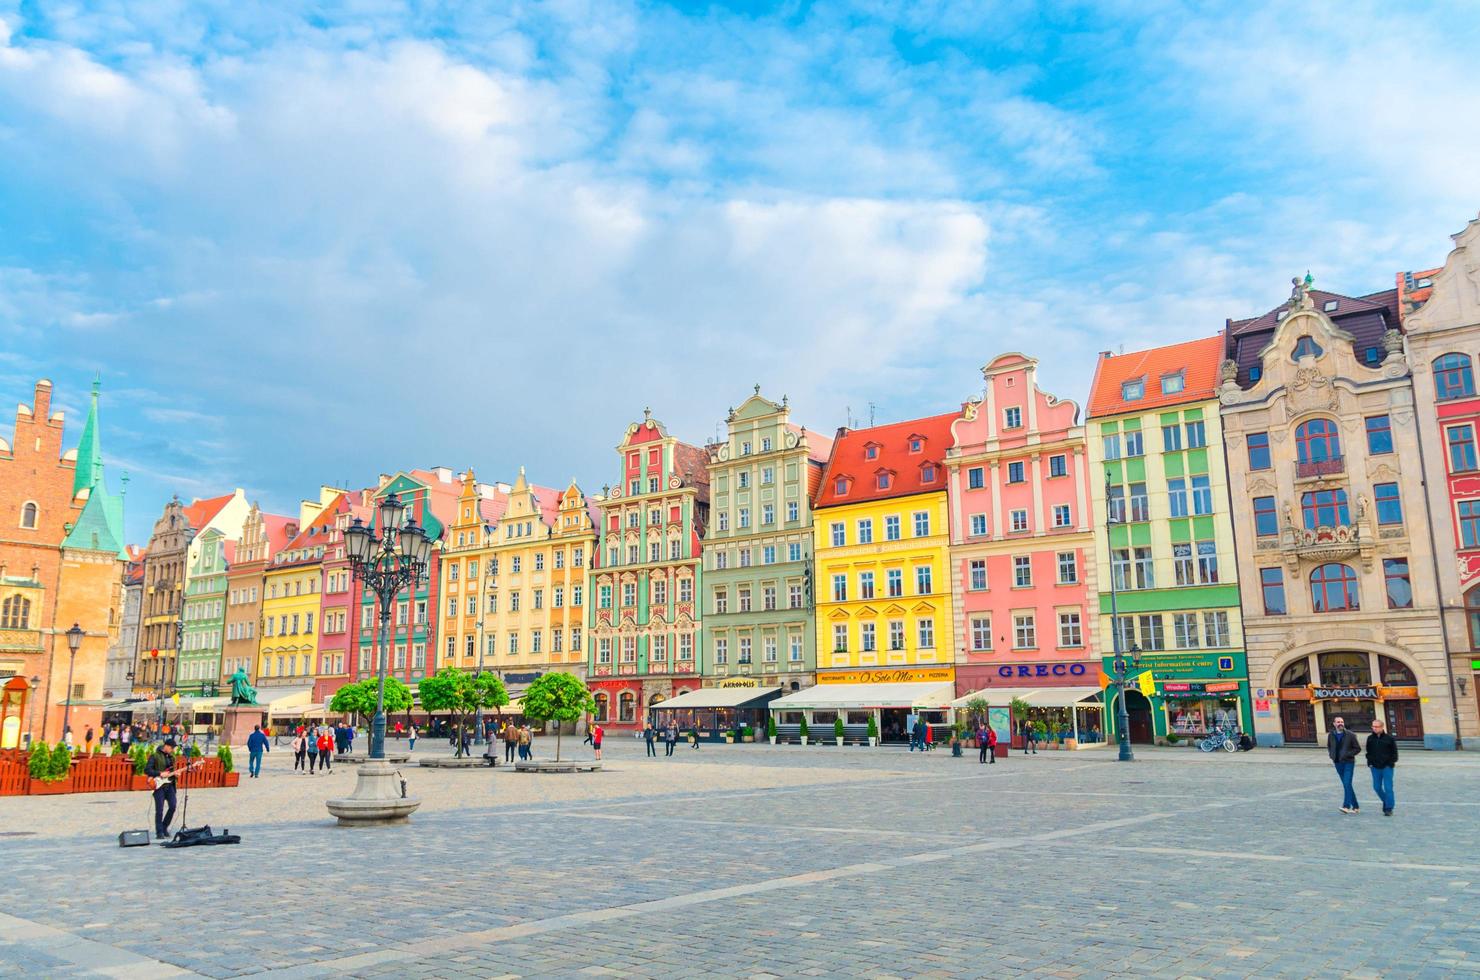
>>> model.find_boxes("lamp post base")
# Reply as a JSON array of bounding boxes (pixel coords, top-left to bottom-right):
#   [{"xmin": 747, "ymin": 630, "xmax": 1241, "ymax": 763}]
[{"xmin": 325, "ymin": 760, "xmax": 421, "ymax": 823}]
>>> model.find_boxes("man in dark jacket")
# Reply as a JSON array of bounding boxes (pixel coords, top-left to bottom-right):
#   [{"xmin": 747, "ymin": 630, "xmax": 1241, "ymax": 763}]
[
  {"xmin": 1326, "ymin": 717, "xmax": 1362, "ymax": 813},
  {"xmin": 246, "ymin": 724, "xmax": 270, "ymax": 778},
  {"xmin": 144, "ymin": 739, "xmax": 180, "ymax": 839},
  {"xmin": 1365, "ymin": 718, "xmax": 1399, "ymax": 816}
]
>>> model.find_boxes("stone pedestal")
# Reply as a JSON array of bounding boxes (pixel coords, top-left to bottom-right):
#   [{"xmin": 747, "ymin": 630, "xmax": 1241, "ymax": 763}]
[
  {"xmin": 222, "ymin": 706, "xmax": 267, "ymax": 746},
  {"xmin": 325, "ymin": 760, "xmax": 422, "ymax": 823}
]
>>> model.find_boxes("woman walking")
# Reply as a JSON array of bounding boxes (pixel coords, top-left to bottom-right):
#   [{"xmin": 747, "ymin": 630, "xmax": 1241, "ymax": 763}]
[{"xmin": 292, "ymin": 730, "xmax": 308, "ymax": 772}]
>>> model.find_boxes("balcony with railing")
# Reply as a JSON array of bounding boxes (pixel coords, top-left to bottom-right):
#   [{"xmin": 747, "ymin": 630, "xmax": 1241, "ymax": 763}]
[{"xmin": 1295, "ymin": 455, "xmax": 1345, "ymax": 480}]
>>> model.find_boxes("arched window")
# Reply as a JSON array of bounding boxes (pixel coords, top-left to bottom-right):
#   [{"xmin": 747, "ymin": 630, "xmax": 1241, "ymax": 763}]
[
  {"xmin": 1, "ymin": 594, "xmax": 31, "ymax": 629},
  {"xmin": 1295, "ymin": 419, "xmax": 1342, "ymax": 463},
  {"xmin": 1318, "ymin": 652, "xmax": 1371, "ymax": 686},
  {"xmin": 1466, "ymin": 586, "xmax": 1480, "ymax": 651},
  {"xmin": 1279, "ymin": 658, "xmax": 1311, "ymax": 687},
  {"xmin": 618, "ymin": 691, "xmax": 636, "ymax": 722},
  {"xmin": 593, "ymin": 692, "xmax": 609, "ymax": 722},
  {"xmin": 19, "ymin": 502, "xmax": 37, "ymax": 529},
  {"xmin": 1377, "ymin": 656, "xmax": 1417, "ymax": 686},
  {"xmin": 1292, "ymin": 336, "xmax": 1324, "ymax": 361},
  {"xmin": 1434, "ymin": 353, "xmax": 1476, "ymax": 401},
  {"xmin": 1310, "ymin": 563, "xmax": 1360, "ymax": 613},
  {"xmin": 1301, "ymin": 489, "xmax": 1350, "ymax": 529}
]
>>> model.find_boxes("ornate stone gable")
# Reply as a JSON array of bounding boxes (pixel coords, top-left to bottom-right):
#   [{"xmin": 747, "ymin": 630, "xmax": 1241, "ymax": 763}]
[{"xmin": 1404, "ymin": 213, "xmax": 1480, "ymax": 336}]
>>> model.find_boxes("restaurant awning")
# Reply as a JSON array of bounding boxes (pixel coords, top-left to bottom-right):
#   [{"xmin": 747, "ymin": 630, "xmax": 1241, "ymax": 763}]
[
  {"xmin": 770, "ymin": 681, "xmax": 955, "ymax": 711},
  {"xmin": 949, "ymin": 687, "xmax": 1104, "ymax": 709},
  {"xmin": 649, "ymin": 687, "xmax": 782, "ymax": 711},
  {"xmin": 262, "ymin": 687, "xmax": 315, "ymax": 715}
]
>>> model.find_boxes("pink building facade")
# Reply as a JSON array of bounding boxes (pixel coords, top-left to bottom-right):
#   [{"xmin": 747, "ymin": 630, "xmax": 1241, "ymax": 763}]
[{"xmin": 946, "ymin": 353, "xmax": 1099, "ymax": 695}]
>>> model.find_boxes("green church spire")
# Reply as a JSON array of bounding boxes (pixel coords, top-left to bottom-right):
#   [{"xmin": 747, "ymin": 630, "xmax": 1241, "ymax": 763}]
[{"xmin": 72, "ymin": 374, "xmax": 103, "ymax": 497}]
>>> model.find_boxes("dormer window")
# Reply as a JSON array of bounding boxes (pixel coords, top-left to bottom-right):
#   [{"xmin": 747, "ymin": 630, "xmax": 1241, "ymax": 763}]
[
  {"xmin": 920, "ymin": 463, "xmax": 936, "ymax": 482},
  {"xmin": 865, "ymin": 444, "xmax": 880, "ymax": 460},
  {"xmin": 1121, "ymin": 378, "xmax": 1145, "ymax": 401},
  {"xmin": 1323, "ymin": 300, "xmax": 1339, "ymax": 312},
  {"xmin": 1160, "ymin": 372, "xmax": 1184, "ymax": 395},
  {"xmin": 876, "ymin": 472, "xmax": 891, "ymax": 490},
  {"xmin": 835, "ymin": 477, "xmax": 849, "ymax": 496},
  {"xmin": 1292, "ymin": 336, "xmax": 1324, "ymax": 361},
  {"xmin": 908, "ymin": 438, "xmax": 923, "ymax": 454}
]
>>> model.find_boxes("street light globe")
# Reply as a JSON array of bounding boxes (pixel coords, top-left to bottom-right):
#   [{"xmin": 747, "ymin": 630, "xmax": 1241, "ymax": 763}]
[
  {"xmin": 398, "ymin": 519, "xmax": 424, "ymax": 561},
  {"xmin": 344, "ymin": 518, "xmax": 374, "ymax": 564},
  {"xmin": 377, "ymin": 493, "xmax": 405, "ymax": 536},
  {"xmin": 66, "ymin": 622, "xmax": 84, "ymax": 652}
]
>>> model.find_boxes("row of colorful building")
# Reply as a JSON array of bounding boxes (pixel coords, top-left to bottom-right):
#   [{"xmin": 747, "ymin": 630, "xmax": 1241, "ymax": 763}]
[{"xmin": 5, "ymin": 214, "xmax": 1480, "ymax": 750}]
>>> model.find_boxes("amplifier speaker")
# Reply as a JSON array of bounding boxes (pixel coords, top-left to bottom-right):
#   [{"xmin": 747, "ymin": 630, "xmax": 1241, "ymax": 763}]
[{"xmin": 118, "ymin": 829, "xmax": 152, "ymax": 848}]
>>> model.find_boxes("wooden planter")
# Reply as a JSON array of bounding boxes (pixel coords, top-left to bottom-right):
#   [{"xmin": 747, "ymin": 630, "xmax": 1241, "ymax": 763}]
[
  {"xmin": 131, "ymin": 774, "xmax": 154, "ymax": 791},
  {"xmin": 28, "ymin": 776, "xmax": 73, "ymax": 795},
  {"xmin": 223, "ymin": 772, "xmax": 240, "ymax": 787},
  {"xmin": 72, "ymin": 757, "xmax": 133, "ymax": 793}
]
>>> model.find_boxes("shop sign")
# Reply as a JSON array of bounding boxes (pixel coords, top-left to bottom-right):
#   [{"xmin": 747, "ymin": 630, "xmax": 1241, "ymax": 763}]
[
  {"xmin": 817, "ymin": 667, "xmax": 955, "ymax": 685},
  {"xmin": 1378, "ymin": 686, "xmax": 1418, "ymax": 699},
  {"xmin": 716, "ymin": 677, "xmax": 759, "ymax": 688},
  {"xmin": 1277, "ymin": 687, "xmax": 1311, "ymax": 701},
  {"xmin": 1102, "ymin": 651, "xmax": 1244, "ymax": 679},
  {"xmin": 503, "ymin": 672, "xmax": 543, "ymax": 685},
  {"xmin": 1205, "ymin": 682, "xmax": 1241, "ymax": 693},
  {"xmin": 1254, "ymin": 698, "xmax": 1271, "ymax": 713},
  {"xmin": 1310, "ymin": 686, "xmax": 1378, "ymax": 700},
  {"xmin": 994, "ymin": 663, "xmax": 1088, "ymax": 679}
]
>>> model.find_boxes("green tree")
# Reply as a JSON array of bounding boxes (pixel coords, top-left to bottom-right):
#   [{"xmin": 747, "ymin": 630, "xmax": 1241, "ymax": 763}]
[
  {"xmin": 49, "ymin": 741, "xmax": 72, "ymax": 780},
  {"xmin": 519, "ymin": 672, "xmax": 594, "ymax": 762},
  {"xmin": 964, "ymin": 696, "xmax": 990, "ymax": 729},
  {"xmin": 329, "ymin": 677, "xmax": 413, "ymax": 720},
  {"xmin": 418, "ymin": 668, "xmax": 509, "ymax": 757}
]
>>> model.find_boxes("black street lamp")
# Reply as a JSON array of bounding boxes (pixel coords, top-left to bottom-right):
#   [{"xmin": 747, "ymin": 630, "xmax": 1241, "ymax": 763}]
[
  {"xmin": 1104, "ymin": 471, "xmax": 1142, "ymax": 763},
  {"xmin": 343, "ymin": 493, "xmax": 433, "ymax": 760},
  {"xmin": 26, "ymin": 673, "xmax": 40, "ymax": 747},
  {"xmin": 61, "ymin": 623, "xmax": 84, "ymax": 739}
]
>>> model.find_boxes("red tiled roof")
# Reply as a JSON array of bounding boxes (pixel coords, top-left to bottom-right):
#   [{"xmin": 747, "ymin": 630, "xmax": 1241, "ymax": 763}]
[
  {"xmin": 813, "ymin": 411, "xmax": 957, "ymax": 509},
  {"xmin": 789, "ymin": 424, "xmax": 834, "ymax": 464},
  {"xmin": 222, "ymin": 540, "xmax": 237, "ymax": 566},
  {"xmin": 1087, "ymin": 336, "xmax": 1224, "ymax": 418},
  {"xmin": 1398, "ymin": 268, "xmax": 1443, "ymax": 321},
  {"xmin": 182, "ymin": 492, "xmax": 234, "ymax": 532},
  {"xmin": 262, "ymin": 514, "xmax": 297, "ymax": 555},
  {"xmin": 281, "ymin": 492, "xmax": 347, "ymax": 554},
  {"xmin": 672, "ymin": 442, "xmax": 711, "ymax": 499}
]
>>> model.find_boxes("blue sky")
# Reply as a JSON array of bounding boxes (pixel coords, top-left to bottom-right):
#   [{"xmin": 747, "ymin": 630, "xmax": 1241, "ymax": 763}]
[{"xmin": 2, "ymin": 1, "xmax": 1478, "ymax": 544}]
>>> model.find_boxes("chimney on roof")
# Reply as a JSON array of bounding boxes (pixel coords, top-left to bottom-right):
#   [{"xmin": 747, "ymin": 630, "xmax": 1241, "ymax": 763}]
[
  {"xmin": 432, "ymin": 467, "xmax": 453, "ymax": 482},
  {"xmin": 1100, "ymin": 350, "xmax": 1112, "ymax": 359}
]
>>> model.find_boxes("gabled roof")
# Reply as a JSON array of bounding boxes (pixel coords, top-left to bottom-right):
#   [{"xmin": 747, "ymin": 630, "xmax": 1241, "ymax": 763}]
[
  {"xmin": 1087, "ymin": 336, "xmax": 1224, "ymax": 418},
  {"xmin": 280, "ymin": 491, "xmax": 347, "ymax": 557},
  {"xmin": 182, "ymin": 493, "xmax": 234, "ymax": 532},
  {"xmin": 1224, "ymin": 286, "xmax": 1400, "ymax": 389},
  {"xmin": 792, "ymin": 425, "xmax": 833, "ymax": 465},
  {"xmin": 61, "ymin": 486, "xmax": 124, "ymax": 557},
  {"xmin": 813, "ymin": 411, "xmax": 956, "ymax": 509},
  {"xmin": 262, "ymin": 514, "xmax": 297, "ymax": 555}
]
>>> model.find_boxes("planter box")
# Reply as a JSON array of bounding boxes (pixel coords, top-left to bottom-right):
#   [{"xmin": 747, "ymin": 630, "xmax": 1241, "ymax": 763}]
[
  {"xmin": 223, "ymin": 772, "xmax": 240, "ymax": 787},
  {"xmin": 131, "ymin": 774, "xmax": 153, "ymax": 791},
  {"xmin": 835, "ymin": 737, "xmax": 844, "ymax": 747},
  {"xmin": 768, "ymin": 736, "xmax": 777, "ymax": 745},
  {"xmin": 867, "ymin": 737, "xmax": 877, "ymax": 747},
  {"xmin": 29, "ymin": 777, "xmax": 73, "ymax": 795}
]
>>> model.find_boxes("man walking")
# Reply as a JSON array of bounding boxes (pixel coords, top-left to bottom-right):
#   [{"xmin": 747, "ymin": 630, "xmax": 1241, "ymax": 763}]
[
  {"xmin": 591, "ymin": 722, "xmax": 604, "ymax": 762},
  {"xmin": 1327, "ymin": 716, "xmax": 1362, "ymax": 813},
  {"xmin": 644, "ymin": 723, "xmax": 657, "ymax": 757},
  {"xmin": 144, "ymin": 739, "xmax": 180, "ymax": 840},
  {"xmin": 247, "ymin": 724, "xmax": 269, "ymax": 778},
  {"xmin": 664, "ymin": 723, "xmax": 677, "ymax": 757},
  {"xmin": 504, "ymin": 722, "xmax": 518, "ymax": 764},
  {"xmin": 1366, "ymin": 718, "xmax": 1399, "ymax": 816}
]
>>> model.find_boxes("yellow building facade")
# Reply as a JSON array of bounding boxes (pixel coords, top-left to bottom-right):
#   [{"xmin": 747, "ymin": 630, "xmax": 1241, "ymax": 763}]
[
  {"xmin": 812, "ymin": 413, "xmax": 959, "ymax": 672},
  {"xmin": 256, "ymin": 488, "xmax": 341, "ymax": 691}
]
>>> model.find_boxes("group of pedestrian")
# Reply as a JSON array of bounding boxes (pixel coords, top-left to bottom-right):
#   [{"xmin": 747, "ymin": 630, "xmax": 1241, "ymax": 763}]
[
  {"xmin": 908, "ymin": 718, "xmax": 935, "ymax": 752},
  {"xmin": 975, "ymin": 723, "xmax": 998, "ymax": 763},
  {"xmin": 499, "ymin": 721, "xmax": 537, "ymax": 762},
  {"xmin": 642, "ymin": 723, "xmax": 684, "ymax": 756},
  {"xmin": 1328, "ymin": 716, "xmax": 1399, "ymax": 815},
  {"xmin": 290, "ymin": 725, "xmax": 339, "ymax": 774}
]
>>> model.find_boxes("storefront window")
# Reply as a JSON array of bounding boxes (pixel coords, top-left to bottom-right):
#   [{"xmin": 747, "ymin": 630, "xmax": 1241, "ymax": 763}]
[
  {"xmin": 593, "ymin": 692, "xmax": 609, "ymax": 722},
  {"xmin": 811, "ymin": 710, "xmax": 838, "ymax": 725},
  {"xmin": 619, "ymin": 691, "xmax": 636, "ymax": 722},
  {"xmin": 846, "ymin": 711, "xmax": 871, "ymax": 725},
  {"xmin": 1318, "ymin": 652, "xmax": 1371, "ymax": 686},
  {"xmin": 1323, "ymin": 698, "xmax": 1375, "ymax": 732}
]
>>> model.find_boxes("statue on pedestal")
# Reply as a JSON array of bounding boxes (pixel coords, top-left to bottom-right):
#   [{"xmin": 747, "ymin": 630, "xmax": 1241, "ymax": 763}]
[{"xmin": 228, "ymin": 667, "xmax": 259, "ymax": 706}]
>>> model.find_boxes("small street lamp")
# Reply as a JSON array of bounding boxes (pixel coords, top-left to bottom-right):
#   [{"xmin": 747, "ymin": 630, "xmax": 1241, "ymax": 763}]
[
  {"xmin": 26, "ymin": 674, "xmax": 40, "ymax": 747},
  {"xmin": 1104, "ymin": 471, "xmax": 1141, "ymax": 763},
  {"xmin": 328, "ymin": 493, "xmax": 432, "ymax": 824},
  {"xmin": 61, "ymin": 623, "xmax": 83, "ymax": 739}
]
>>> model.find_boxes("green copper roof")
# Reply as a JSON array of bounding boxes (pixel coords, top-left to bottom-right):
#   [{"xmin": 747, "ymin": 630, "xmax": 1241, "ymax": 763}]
[
  {"xmin": 63, "ymin": 483, "xmax": 125, "ymax": 557},
  {"xmin": 72, "ymin": 376, "xmax": 103, "ymax": 497}
]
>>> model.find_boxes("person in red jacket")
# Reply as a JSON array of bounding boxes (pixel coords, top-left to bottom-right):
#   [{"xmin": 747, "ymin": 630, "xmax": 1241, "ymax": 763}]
[
  {"xmin": 316, "ymin": 729, "xmax": 333, "ymax": 772},
  {"xmin": 923, "ymin": 722, "xmax": 934, "ymax": 751},
  {"xmin": 591, "ymin": 722, "xmax": 604, "ymax": 761}
]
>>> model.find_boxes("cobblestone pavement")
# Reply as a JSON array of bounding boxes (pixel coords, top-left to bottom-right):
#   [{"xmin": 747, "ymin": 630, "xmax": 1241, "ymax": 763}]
[{"xmin": 2, "ymin": 742, "xmax": 1478, "ymax": 978}]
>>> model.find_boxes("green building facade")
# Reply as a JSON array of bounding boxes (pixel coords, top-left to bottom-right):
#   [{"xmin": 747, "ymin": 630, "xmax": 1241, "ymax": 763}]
[{"xmin": 178, "ymin": 527, "xmax": 229, "ymax": 695}]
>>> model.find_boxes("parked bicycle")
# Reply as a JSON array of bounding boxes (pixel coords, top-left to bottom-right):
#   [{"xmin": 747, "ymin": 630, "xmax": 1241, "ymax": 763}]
[{"xmin": 1198, "ymin": 725, "xmax": 1240, "ymax": 753}]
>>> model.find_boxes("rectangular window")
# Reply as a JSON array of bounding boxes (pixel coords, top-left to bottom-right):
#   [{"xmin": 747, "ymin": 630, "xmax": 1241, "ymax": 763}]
[
  {"xmin": 652, "ymin": 635, "xmax": 667, "ymax": 662},
  {"xmin": 718, "ymin": 512, "xmax": 729, "ymax": 532},
  {"xmin": 1162, "ymin": 425, "xmax": 1183, "ymax": 452},
  {"xmin": 830, "ymin": 522, "xmax": 846, "ymax": 547},
  {"xmin": 1197, "ymin": 541, "xmax": 1219, "ymax": 584},
  {"xmin": 1004, "ymin": 407, "xmax": 1022, "ymax": 429},
  {"xmin": 970, "ymin": 616, "xmax": 991, "ymax": 651},
  {"xmin": 680, "ymin": 579, "xmax": 693, "ymax": 604},
  {"xmin": 789, "ymin": 582, "xmax": 802, "ymax": 608},
  {"xmin": 714, "ymin": 637, "xmax": 728, "ymax": 665},
  {"xmin": 1384, "ymin": 558, "xmax": 1413, "ymax": 609},
  {"xmin": 1190, "ymin": 476, "xmax": 1213, "ymax": 516},
  {"xmin": 598, "ymin": 638, "xmax": 612, "ymax": 664},
  {"xmin": 789, "ymin": 633, "xmax": 802, "ymax": 661},
  {"xmin": 1010, "ymin": 509, "xmax": 1028, "ymax": 532},
  {"xmin": 1111, "ymin": 548, "xmax": 1131, "ymax": 592},
  {"xmin": 833, "ymin": 624, "xmax": 848, "ymax": 653},
  {"xmin": 1185, "ymin": 420, "xmax": 1206, "ymax": 449},
  {"xmin": 1007, "ymin": 461, "xmax": 1025, "ymax": 483},
  {"xmin": 860, "ymin": 622, "xmax": 876, "ymax": 652},
  {"xmin": 1173, "ymin": 543, "xmax": 1194, "ymax": 586},
  {"xmin": 1449, "ymin": 425, "xmax": 1478, "ymax": 472},
  {"xmin": 1013, "ymin": 555, "xmax": 1032, "ymax": 588},
  {"xmin": 1106, "ymin": 485, "xmax": 1126, "ymax": 523},
  {"xmin": 917, "ymin": 617, "xmax": 936, "ymax": 649},
  {"xmin": 738, "ymin": 508, "xmax": 750, "ymax": 529},
  {"xmin": 739, "ymin": 548, "xmax": 751, "ymax": 568},
  {"xmin": 1365, "ymin": 415, "xmax": 1393, "ymax": 455},
  {"xmin": 787, "ymin": 501, "xmax": 799, "ymax": 522},
  {"xmin": 887, "ymin": 619, "xmax": 905, "ymax": 651},
  {"xmin": 1129, "ymin": 483, "xmax": 1149, "ymax": 522},
  {"xmin": 969, "ymin": 514, "xmax": 987, "ymax": 536},
  {"xmin": 531, "ymin": 630, "xmax": 542, "ymax": 654},
  {"xmin": 1374, "ymin": 482, "xmax": 1403, "ymax": 525},
  {"xmin": 1138, "ymin": 614, "xmax": 1165, "ymax": 651},
  {"xmin": 763, "ymin": 585, "xmax": 776, "ymax": 610},
  {"xmin": 1253, "ymin": 496, "xmax": 1279, "ymax": 536},
  {"xmin": 857, "ymin": 519, "xmax": 873, "ymax": 544},
  {"xmin": 886, "ymin": 568, "xmax": 903, "ymax": 597},
  {"xmin": 1133, "ymin": 547, "xmax": 1154, "ymax": 589},
  {"xmin": 1460, "ymin": 500, "xmax": 1480, "ymax": 549},
  {"xmin": 1172, "ymin": 612, "xmax": 1200, "ymax": 648},
  {"xmin": 968, "ymin": 467, "xmax": 984, "ymax": 489},
  {"xmin": 599, "ymin": 584, "xmax": 612, "ymax": 609},
  {"xmin": 885, "ymin": 516, "xmax": 901, "ymax": 541},
  {"xmin": 968, "ymin": 560, "xmax": 987, "ymax": 590},
  {"xmin": 651, "ymin": 580, "xmax": 667, "ymax": 606},
  {"xmin": 621, "ymin": 583, "xmax": 635, "ymax": 607},
  {"xmin": 762, "ymin": 503, "xmax": 774, "ymax": 525},
  {"xmin": 1049, "ymin": 454, "xmax": 1067, "ymax": 478},
  {"xmin": 859, "ymin": 571, "xmax": 875, "ymax": 600},
  {"xmin": 915, "ymin": 565, "xmax": 933, "ymax": 594},
  {"xmin": 1113, "ymin": 616, "xmax": 1136, "ymax": 653},
  {"xmin": 788, "ymin": 542, "xmax": 802, "ymax": 562},
  {"xmin": 1260, "ymin": 568, "xmax": 1286, "ymax": 615},
  {"xmin": 553, "ymin": 586, "xmax": 564, "ymax": 608},
  {"xmin": 913, "ymin": 512, "xmax": 930, "ymax": 537},
  {"xmin": 1013, "ymin": 614, "xmax": 1035, "ymax": 649},
  {"xmin": 1167, "ymin": 478, "xmax": 1188, "ymax": 518},
  {"xmin": 1058, "ymin": 612, "xmax": 1082, "ymax": 648},
  {"xmin": 1103, "ymin": 434, "xmax": 1122, "ymax": 461},
  {"xmin": 1202, "ymin": 611, "xmax": 1230, "ymax": 647},
  {"xmin": 832, "ymin": 574, "xmax": 847, "ymax": 602},
  {"xmin": 714, "ymin": 589, "xmax": 728, "ymax": 614},
  {"xmin": 1125, "ymin": 431, "xmax": 1144, "ymax": 457},
  {"xmin": 1053, "ymin": 504, "xmax": 1071, "ymax": 528},
  {"xmin": 1057, "ymin": 552, "xmax": 1077, "ymax": 584}
]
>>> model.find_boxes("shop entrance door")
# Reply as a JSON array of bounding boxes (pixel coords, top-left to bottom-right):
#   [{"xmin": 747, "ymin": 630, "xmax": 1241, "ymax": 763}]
[
  {"xmin": 1280, "ymin": 700, "xmax": 1316, "ymax": 743},
  {"xmin": 880, "ymin": 708, "xmax": 911, "ymax": 744},
  {"xmin": 1385, "ymin": 700, "xmax": 1424, "ymax": 741},
  {"xmin": 1125, "ymin": 690, "xmax": 1154, "ymax": 744}
]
